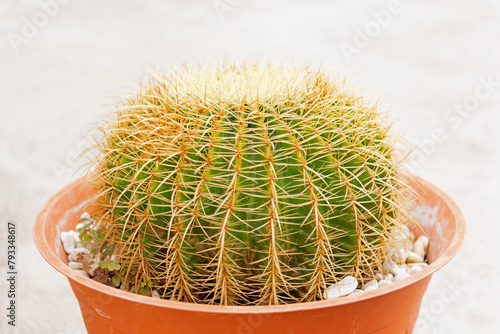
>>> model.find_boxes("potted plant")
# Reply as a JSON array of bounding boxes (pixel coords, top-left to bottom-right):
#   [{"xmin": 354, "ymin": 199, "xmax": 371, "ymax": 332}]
[{"xmin": 34, "ymin": 62, "xmax": 465, "ymax": 333}]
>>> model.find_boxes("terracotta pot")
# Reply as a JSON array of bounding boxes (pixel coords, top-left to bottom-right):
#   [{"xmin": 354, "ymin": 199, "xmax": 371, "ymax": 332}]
[{"xmin": 34, "ymin": 177, "xmax": 465, "ymax": 334}]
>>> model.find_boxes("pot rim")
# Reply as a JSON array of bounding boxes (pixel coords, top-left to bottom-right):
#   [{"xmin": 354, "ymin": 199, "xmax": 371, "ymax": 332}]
[{"xmin": 33, "ymin": 176, "xmax": 465, "ymax": 314}]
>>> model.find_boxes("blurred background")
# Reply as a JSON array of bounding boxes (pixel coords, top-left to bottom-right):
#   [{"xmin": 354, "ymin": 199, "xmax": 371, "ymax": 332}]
[{"xmin": 0, "ymin": 0, "xmax": 498, "ymax": 333}]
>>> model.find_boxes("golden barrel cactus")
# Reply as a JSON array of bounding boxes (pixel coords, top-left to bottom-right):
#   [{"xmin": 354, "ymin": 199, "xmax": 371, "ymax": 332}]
[{"xmin": 89, "ymin": 62, "xmax": 412, "ymax": 305}]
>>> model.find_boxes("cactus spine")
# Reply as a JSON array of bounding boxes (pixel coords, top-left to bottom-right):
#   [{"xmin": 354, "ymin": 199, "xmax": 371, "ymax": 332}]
[{"xmin": 91, "ymin": 62, "xmax": 412, "ymax": 305}]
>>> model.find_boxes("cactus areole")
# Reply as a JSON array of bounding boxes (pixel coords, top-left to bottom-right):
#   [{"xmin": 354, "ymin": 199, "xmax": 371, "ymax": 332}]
[{"xmin": 90, "ymin": 62, "xmax": 413, "ymax": 306}]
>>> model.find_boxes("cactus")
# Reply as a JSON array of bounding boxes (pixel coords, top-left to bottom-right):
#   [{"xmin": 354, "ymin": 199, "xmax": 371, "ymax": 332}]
[{"xmin": 89, "ymin": 62, "xmax": 413, "ymax": 305}]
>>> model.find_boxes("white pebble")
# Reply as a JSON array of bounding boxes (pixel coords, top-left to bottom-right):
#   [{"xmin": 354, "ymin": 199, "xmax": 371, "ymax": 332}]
[
  {"xmin": 408, "ymin": 266, "xmax": 423, "ymax": 275},
  {"xmin": 378, "ymin": 279, "xmax": 393, "ymax": 287},
  {"xmin": 364, "ymin": 279, "xmax": 378, "ymax": 292},
  {"xmin": 404, "ymin": 237, "xmax": 414, "ymax": 250},
  {"xmin": 80, "ymin": 212, "xmax": 91, "ymax": 221},
  {"xmin": 412, "ymin": 236, "xmax": 429, "ymax": 258},
  {"xmin": 73, "ymin": 232, "xmax": 81, "ymax": 243},
  {"xmin": 409, "ymin": 232, "xmax": 416, "ymax": 242},
  {"xmin": 325, "ymin": 276, "xmax": 358, "ymax": 299},
  {"xmin": 392, "ymin": 225, "xmax": 410, "ymax": 242},
  {"xmin": 68, "ymin": 247, "xmax": 89, "ymax": 262},
  {"xmin": 394, "ymin": 272, "xmax": 411, "ymax": 282},
  {"xmin": 406, "ymin": 251, "xmax": 424, "ymax": 263},
  {"xmin": 68, "ymin": 261, "xmax": 84, "ymax": 270},
  {"xmin": 375, "ymin": 273, "xmax": 384, "ymax": 281},
  {"xmin": 75, "ymin": 242, "xmax": 86, "ymax": 249},
  {"xmin": 390, "ymin": 265, "xmax": 406, "ymax": 276},
  {"xmin": 384, "ymin": 274, "xmax": 394, "ymax": 282},
  {"xmin": 382, "ymin": 259, "xmax": 397, "ymax": 273},
  {"xmin": 151, "ymin": 290, "xmax": 161, "ymax": 299},
  {"xmin": 61, "ymin": 231, "xmax": 76, "ymax": 254},
  {"xmin": 74, "ymin": 270, "xmax": 89, "ymax": 278},
  {"xmin": 393, "ymin": 248, "xmax": 409, "ymax": 264},
  {"xmin": 348, "ymin": 289, "xmax": 365, "ymax": 296},
  {"xmin": 75, "ymin": 222, "xmax": 86, "ymax": 232},
  {"xmin": 73, "ymin": 247, "xmax": 88, "ymax": 253}
]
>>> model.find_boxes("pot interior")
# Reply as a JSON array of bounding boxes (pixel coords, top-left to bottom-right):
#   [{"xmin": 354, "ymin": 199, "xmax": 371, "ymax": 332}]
[{"xmin": 37, "ymin": 176, "xmax": 465, "ymax": 288}]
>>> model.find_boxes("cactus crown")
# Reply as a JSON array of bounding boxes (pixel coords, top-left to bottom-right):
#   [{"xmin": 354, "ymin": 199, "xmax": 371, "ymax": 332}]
[{"xmin": 90, "ymin": 62, "xmax": 412, "ymax": 305}]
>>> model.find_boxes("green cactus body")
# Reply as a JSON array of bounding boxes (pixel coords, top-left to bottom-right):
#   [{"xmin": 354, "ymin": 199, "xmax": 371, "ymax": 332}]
[{"xmin": 92, "ymin": 63, "xmax": 411, "ymax": 305}]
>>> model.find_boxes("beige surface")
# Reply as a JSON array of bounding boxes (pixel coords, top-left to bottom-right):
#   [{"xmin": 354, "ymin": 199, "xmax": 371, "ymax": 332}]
[{"xmin": 1, "ymin": 0, "xmax": 499, "ymax": 333}]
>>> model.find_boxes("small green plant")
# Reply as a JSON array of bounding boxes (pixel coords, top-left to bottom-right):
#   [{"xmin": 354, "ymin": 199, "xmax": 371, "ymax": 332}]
[
  {"xmin": 74, "ymin": 218, "xmax": 122, "ymax": 284},
  {"xmin": 88, "ymin": 62, "xmax": 413, "ymax": 305}
]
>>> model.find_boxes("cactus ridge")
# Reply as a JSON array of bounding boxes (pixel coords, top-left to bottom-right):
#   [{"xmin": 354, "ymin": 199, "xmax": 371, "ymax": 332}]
[{"xmin": 91, "ymin": 62, "xmax": 412, "ymax": 305}]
